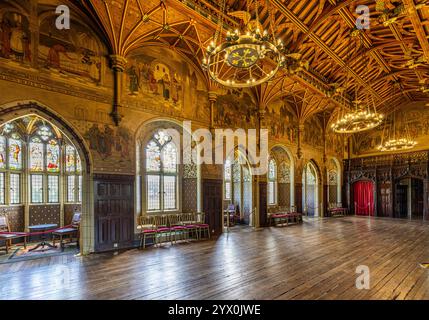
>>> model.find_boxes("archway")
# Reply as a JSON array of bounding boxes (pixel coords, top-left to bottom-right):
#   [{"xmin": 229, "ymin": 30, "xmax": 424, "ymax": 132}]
[
  {"xmin": 394, "ymin": 177, "xmax": 424, "ymax": 220},
  {"xmin": 0, "ymin": 101, "xmax": 92, "ymax": 254},
  {"xmin": 352, "ymin": 180, "xmax": 375, "ymax": 216},
  {"xmin": 327, "ymin": 158, "xmax": 342, "ymax": 208},
  {"xmin": 223, "ymin": 148, "xmax": 253, "ymax": 228},
  {"xmin": 302, "ymin": 161, "xmax": 320, "ymax": 216},
  {"xmin": 269, "ymin": 145, "xmax": 295, "ymax": 211}
]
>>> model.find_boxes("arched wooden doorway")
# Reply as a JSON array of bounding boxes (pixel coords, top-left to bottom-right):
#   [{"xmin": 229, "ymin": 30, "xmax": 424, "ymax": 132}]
[
  {"xmin": 394, "ymin": 177, "xmax": 424, "ymax": 220},
  {"xmin": 352, "ymin": 180, "xmax": 375, "ymax": 216}
]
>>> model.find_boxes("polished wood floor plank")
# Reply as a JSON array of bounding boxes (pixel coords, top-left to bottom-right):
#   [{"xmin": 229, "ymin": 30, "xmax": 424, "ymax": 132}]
[{"xmin": 1, "ymin": 216, "xmax": 429, "ymax": 300}]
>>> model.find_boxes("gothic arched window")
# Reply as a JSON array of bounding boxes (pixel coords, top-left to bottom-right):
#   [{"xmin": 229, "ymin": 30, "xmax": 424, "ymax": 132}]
[
  {"xmin": 145, "ymin": 130, "xmax": 178, "ymax": 212},
  {"xmin": 268, "ymin": 158, "xmax": 277, "ymax": 205}
]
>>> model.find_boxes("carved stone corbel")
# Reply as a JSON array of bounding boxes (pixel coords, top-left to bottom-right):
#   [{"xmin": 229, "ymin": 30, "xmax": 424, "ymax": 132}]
[{"xmin": 109, "ymin": 55, "xmax": 127, "ymax": 126}]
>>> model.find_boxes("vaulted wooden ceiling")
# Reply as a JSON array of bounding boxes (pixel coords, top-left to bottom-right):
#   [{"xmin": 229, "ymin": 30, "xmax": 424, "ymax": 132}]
[{"xmin": 79, "ymin": 0, "xmax": 429, "ymax": 124}]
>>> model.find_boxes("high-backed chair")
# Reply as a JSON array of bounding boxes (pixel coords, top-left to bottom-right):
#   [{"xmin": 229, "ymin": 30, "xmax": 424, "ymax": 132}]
[
  {"xmin": 181, "ymin": 212, "xmax": 198, "ymax": 240},
  {"xmin": 138, "ymin": 215, "xmax": 157, "ymax": 249},
  {"xmin": 0, "ymin": 215, "xmax": 27, "ymax": 254},
  {"xmin": 168, "ymin": 214, "xmax": 187, "ymax": 244},
  {"xmin": 52, "ymin": 212, "xmax": 81, "ymax": 252},
  {"xmin": 195, "ymin": 212, "xmax": 210, "ymax": 240},
  {"xmin": 154, "ymin": 215, "xmax": 171, "ymax": 245}
]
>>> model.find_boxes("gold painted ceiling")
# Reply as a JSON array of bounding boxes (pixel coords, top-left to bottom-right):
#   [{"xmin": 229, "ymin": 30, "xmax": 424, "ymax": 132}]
[{"xmin": 77, "ymin": 0, "xmax": 429, "ymax": 124}]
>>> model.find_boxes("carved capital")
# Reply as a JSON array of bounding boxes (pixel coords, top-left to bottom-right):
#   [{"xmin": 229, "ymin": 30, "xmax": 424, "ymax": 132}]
[
  {"xmin": 109, "ymin": 55, "xmax": 128, "ymax": 72},
  {"xmin": 208, "ymin": 91, "xmax": 218, "ymax": 102}
]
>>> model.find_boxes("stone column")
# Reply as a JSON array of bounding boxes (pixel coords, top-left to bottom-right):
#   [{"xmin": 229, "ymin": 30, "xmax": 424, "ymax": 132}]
[
  {"xmin": 109, "ymin": 55, "xmax": 127, "ymax": 126},
  {"xmin": 208, "ymin": 91, "xmax": 217, "ymax": 131},
  {"xmin": 297, "ymin": 122, "xmax": 305, "ymax": 159}
]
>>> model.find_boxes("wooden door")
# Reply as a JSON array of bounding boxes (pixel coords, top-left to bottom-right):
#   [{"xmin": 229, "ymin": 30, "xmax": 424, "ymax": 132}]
[
  {"xmin": 259, "ymin": 182, "xmax": 267, "ymax": 227},
  {"xmin": 94, "ymin": 174, "xmax": 134, "ymax": 252},
  {"xmin": 203, "ymin": 179, "xmax": 222, "ymax": 235},
  {"xmin": 377, "ymin": 182, "xmax": 391, "ymax": 217},
  {"xmin": 411, "ymin": 178, "xmax": 424, "ymax": 220},
  {"xmin": 395, "ymin": 184, "xmax": 408, "ymax": 219}
]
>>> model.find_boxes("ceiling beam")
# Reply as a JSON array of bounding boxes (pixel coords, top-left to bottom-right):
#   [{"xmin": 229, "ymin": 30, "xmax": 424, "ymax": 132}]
[
  {"xmin": 402, "ymin": 0, "xmax": 429, "ymax": 60},
  {"xmin": 271, "ymin": 0, "xmax": 381, "ymax": 101}
]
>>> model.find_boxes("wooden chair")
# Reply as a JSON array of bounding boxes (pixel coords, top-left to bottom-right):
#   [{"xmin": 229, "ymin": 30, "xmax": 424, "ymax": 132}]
[
  {"xmin": 154, "ymin": 215, "xmax": 171, "ymax": 245},
  {"xmin": 168, "ymin": 214, "xmax": 187, "ymax": 244},
  {"xmin": 0, "ymin": 215, "xmax": 27, "ymax": 254},
  {"xmin": 138, "ymin": 215, "xmax": 157, "ymax": 249},
  {"xmin": 224, "ymin": 204, "xmax": 236, "ymax": 226},
  {"xmin": 195, "ymin": 212, "xmax": 210, "ymax": 240},
  {"xmin": 52, "ymin": 212, "xmax": 81, "ymax": 252}
]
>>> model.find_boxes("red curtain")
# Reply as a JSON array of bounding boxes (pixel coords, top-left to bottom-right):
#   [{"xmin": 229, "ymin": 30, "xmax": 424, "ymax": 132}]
[{"xmin": 353, "ymin": 181, "xmax": 374, "ymax": 216}]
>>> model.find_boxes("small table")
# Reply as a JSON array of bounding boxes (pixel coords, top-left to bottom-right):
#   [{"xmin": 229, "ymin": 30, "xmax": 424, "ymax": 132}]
[{"xmin": 28, "ymin": 224, "xmax": 58, "ymax": 252}]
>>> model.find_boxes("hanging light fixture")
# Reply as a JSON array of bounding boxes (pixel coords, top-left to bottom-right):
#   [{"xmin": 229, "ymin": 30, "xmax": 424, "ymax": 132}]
[
  {"xmin": 378, "ymin": 81, "xmax": 417, "ymax": 152},
  {"xmin": 202, "ymin": 0, "xmax": 286, "ymax": 88},
  {"xmin": 331, "ymin": 36, "xmax": 383, "ymax": 133}
]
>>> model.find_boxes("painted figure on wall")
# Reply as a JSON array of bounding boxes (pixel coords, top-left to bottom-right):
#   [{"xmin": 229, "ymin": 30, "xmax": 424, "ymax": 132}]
[
  {"xmin": 215, "ymin": 90, "xmax": 257, "ymax": 128},
  {"xmin": 84, "ymin": 124, "xmax": 131, "ymax": 161},
  {"xmin": 0, "ymin": 12, "xmax": 31, "ymax": 62},
  {"xmin": 39, "ymin": 17, "xmax": 103, "ymax": 84},
  {"xmin": 265, "ymin": 99, "xmax": 297, "ymax": 143},
  {"xmin": 125, "ymin": 48, "xmax": 187, "ymax": 112}
]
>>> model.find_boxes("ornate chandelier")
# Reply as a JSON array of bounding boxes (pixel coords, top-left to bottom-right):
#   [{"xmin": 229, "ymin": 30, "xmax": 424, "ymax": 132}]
[
  {"xmin": 331, "ymin": 37, "xmax": 383, "ymax": 133},
  {"xmin": 378, "ymin": 82, "xmax": 417, "ymax": 152},
  {"xmin": 331, "ymin": 101, "xmax": 384, "ymax": 133},
  {"xmin": 202, "ymin": 0, "xmax": 286, "ymax": 88}
]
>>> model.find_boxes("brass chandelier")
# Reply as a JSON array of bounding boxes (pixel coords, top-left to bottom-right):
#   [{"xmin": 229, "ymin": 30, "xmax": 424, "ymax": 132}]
[
  {"xmin": 202, "ymin": 0, "xmax": 286, "ymax": 88},
  {"xmin": 378, "ymin": 82, "xmax": 417, "ymax": 152},
  {"xmin": 331, "ymin": 37, "xmax": 383, "ymax": 133}
]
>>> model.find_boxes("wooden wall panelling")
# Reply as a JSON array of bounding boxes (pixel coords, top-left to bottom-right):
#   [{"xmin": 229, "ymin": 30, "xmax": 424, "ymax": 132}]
[{"xmin": 259, "ymin": 182, "xmax": 267, "ymax": 227}]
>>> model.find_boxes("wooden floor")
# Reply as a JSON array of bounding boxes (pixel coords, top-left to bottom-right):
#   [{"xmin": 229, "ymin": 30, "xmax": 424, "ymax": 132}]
[{"xmin": 1, "ymin": 216, "xmax": 429, "ymax": 300}]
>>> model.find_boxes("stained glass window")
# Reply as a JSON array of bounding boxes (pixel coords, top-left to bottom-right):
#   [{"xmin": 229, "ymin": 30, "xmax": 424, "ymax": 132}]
[
  {"xmin": 66, "ymin": 145, "xmax": 76, "ymax": 173},
  {"xmin": 268, "ymin": 159, "xmax": 277, "ymax": 205},
  {"xmin": 146, "ymin": 140, "xmax": 161, "ymax": 172},
  {"xmin": 0, "ymin": 136, "xmax": 6, "ymax": 169},
  {"xmin": 145, "ymin": 130, "xmax": 177, "ymax": 212},
  {"xmin": 29, "ymin": 138, "xmax": 44, "ymax": 171},
  {"xmin": 8, "ymin": 138, "xmax": 22, "ymax": 170},
  {"xmin": 224, "ymin": 159, "xmax": 232, "ymax": 200},
  {"xmin": 162, "ymin": 142, "xmax": 177, "ymax": 173},
  {"xmin": 46, "ymin": 139, "xmax": 60, "ymax": 172}
]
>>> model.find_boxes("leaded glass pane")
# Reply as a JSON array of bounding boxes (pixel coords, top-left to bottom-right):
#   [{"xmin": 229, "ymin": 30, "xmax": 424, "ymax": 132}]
[
  {"xmin": 0, "ymin": 136, "xmax": 6, "ymax": 169},
  {"xmin": 268, "ymin": 181, "xmax": 275, "ymax": 205},
  {"xmin": 67, "ymin": 175, "xmax": 75, "ymax": 202},
  {"xmin": 224, "ymin": 160, "xmax": 231, "ymax": 180},
  {"xmin": 163, "ymin": 176, "xmax": 176, "ymax": 210},
  {"xmin": 146, "ymin": 140, "xmax": 161, "ymax": 172},
  {"xmin": 154, "ymin": 130, "xmax": 171, "ymax": 146},
  {"xmin": 66, "ymin": 145, "xmax": 76, "ymax": 173},
  {"xmin": 268, "ymin": 159, "xmax": 276, "ymax": 180},
  {"xmin": 162, "ymin": 142, "xmax": 177, "ymax": 173},
  {"xmin": 0, "ymin": 172, "xmax": 4, "ymax": 204},
  {"xmin": 76, "ymin": 154, "xmax": 82, "ymax": 173},
  {"xmin": 37, "ymin": 125, "xmax": 53, "ymax": 141},
  {"xmin": 30, "ymin": 140, "xmax": 44, "ymax": 171},
  {"xmin": 47, "ymin": 140, "xmax": 60, "ymax": 172},
  {"xmin": 10, "ymin": 173, "xmax": 20, "ymax": 204},
  {"xmin": 8, "ymin": 138, "xmax": 22, "ymax": 170},
  {"xmin": 48, "ymin": 175, "xmax": 59, "ymax": 203},
  {"xmin": 31, "ymin": 174, "xmax": 43, "ymax": 203},
  {"xmin": 225, "ymin": 181, "xmax": 231, "ymax": 200},
  {"xmin": 78, "ymin": 175, "xmax": 82, "ymax": 202},
  {"xmin": 147, "ymin": 175, "xmax": 160, "ymax": 211}
]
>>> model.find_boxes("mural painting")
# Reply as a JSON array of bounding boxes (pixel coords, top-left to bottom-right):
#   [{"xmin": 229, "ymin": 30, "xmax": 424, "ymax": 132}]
[
  {"xmin": 84, "ymin": 124, "xmax": 133, "ymax": 171},
  {"xmin": 38, "ymin": 16, "xmax": 103, "ymax": 84},
  {"xmin": 265, "ymin": 99, "xmax": 298, "ymax": 143},
  {"xmin": 0, "ymin": 12, "xmax": 31, "ymax": 63},
  {"xmin": 215, "ymin": 89, "xmax": 257, "ymax": 128},
  {"xmin": 303, "ymin": 116, "xmax": 324, "ymax": 148}
]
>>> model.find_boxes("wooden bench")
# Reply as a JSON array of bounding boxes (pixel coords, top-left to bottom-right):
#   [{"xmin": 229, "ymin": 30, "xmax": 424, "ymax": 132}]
[{"xmin": 270, "ymin": 212, "xmax": 302, "ymax": 227}]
